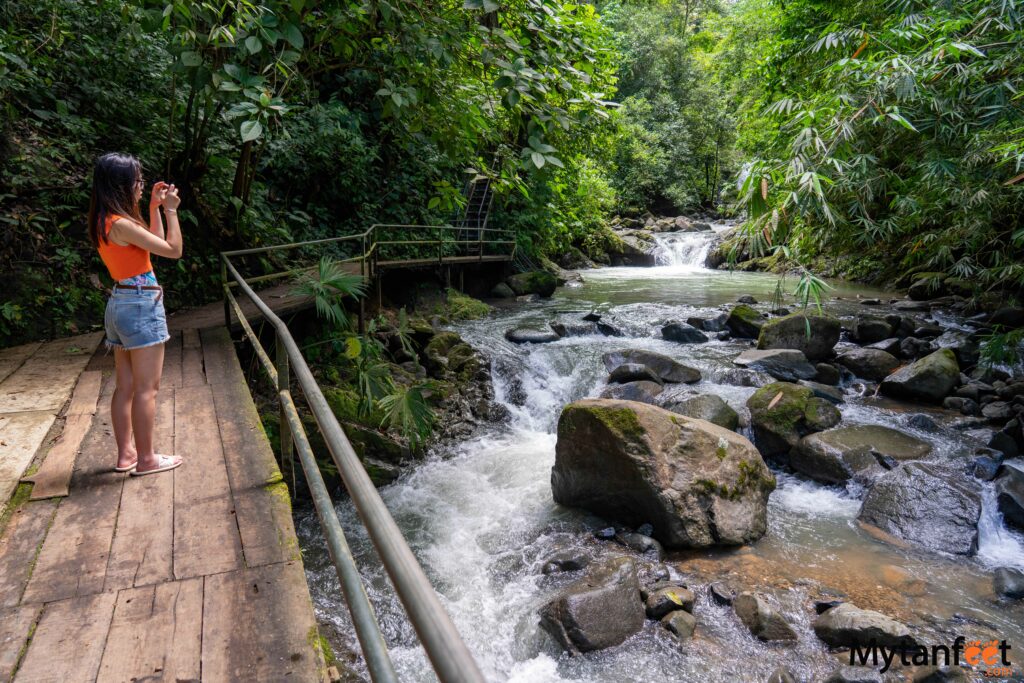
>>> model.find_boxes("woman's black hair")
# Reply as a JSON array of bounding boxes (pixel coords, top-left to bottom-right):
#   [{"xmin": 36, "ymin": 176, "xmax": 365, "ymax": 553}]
[{"xmin": 87, "ymin": 152, "xmax": 145, "ymax": 246}]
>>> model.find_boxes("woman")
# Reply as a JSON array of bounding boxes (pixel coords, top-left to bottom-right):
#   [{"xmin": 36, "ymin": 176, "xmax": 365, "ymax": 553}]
[{"xmin": 88, "ymin": 152, "xmax": 184, "ymax": 476}]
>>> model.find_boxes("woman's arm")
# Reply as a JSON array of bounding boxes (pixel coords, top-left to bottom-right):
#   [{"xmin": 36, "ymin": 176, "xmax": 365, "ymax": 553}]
[
  {"xmin": 148, "ymin": 182, "xmax": 168, "ymax": 239},
  {"xmin": 111, "ymin": 185, "xmax": 183, "ymax": 259}
]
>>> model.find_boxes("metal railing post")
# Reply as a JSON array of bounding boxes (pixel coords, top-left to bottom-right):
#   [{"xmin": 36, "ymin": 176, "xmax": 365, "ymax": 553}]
[
  {"xmin": 276, "ymin": 331, "xmax": 295, "ymax": 499},
  {"xmin": 221, "ymin": 256, "xmax": 231, "ymax": 328}
]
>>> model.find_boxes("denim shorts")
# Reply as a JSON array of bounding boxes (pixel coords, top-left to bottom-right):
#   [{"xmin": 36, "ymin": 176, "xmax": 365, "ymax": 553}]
[{"xmin": 104, "ymin": 286, "xmax": 170, "ymax": 351}]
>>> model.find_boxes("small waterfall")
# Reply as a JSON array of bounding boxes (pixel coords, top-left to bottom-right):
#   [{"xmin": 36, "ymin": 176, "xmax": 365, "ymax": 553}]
[
  {"xmin": 653, "ymin": 231, "xmax": 716, "ymax": 269},
  {"xmin": 977, "ymin": 484, "xmax": 1024, "ymax": 569}
]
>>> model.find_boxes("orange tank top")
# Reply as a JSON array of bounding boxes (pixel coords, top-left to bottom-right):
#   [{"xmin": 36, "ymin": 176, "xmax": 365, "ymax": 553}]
[{"xmin": 97, "ymin": 214, "xmax": 153, "ymax": 281}]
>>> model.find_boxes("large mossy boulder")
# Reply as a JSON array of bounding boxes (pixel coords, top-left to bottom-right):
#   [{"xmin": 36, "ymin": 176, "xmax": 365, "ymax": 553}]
[
  {"xmin": 746, "ymin": 382, "xmax": 829, "ymax": 461},
  {"xmin": 726, "ymin": 304, "xmax": 764, "ymax": 338},
  {"xmin": 506, "ymin": 271, "xmax": 557, "ymax": 297},
  {"xmin": 757, "ymin": 312, "xmax": 841, "ymax": 361},
  {"xmin": 539, "ymin": 556, "xmax": 645, "ymax": 653},
  {"xmin": 858, "ymin": 462, "xmax": 981, "ymax": 556},
  {"xmin": 602, "ymin": 349, "xmax": 700, "ymax": 384},
  {"xmin": 552, "ymin": 399, "xmax": 775, "ymax": 548},
  {"xmin": 880, "ymin": 348, "xmax": 960, "ymax": 404},
  {"xmin": 791, "ymin": 425, "xmax": 931, "ymax": 485}
]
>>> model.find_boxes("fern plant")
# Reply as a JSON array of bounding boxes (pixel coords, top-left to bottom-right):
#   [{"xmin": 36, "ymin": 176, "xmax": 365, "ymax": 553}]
[
  {"xmin": 378, "ymin": 383, "xmax": 436, "ymax": 450},
  {"xmin": 292, "ymin": 257, "xmax": 368, "ymax": 331}
]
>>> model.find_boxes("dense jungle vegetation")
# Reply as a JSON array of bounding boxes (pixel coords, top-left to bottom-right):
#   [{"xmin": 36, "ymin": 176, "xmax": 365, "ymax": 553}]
[{"xmin": 1, "ymin": 0, "xmax": 1023, "ymax": 347}]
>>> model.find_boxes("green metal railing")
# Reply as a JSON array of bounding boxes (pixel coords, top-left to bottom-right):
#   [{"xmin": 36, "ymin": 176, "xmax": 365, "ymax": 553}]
[{"xmin": 219, "ymin": 224, "xmax": 514, "ymax": 683}]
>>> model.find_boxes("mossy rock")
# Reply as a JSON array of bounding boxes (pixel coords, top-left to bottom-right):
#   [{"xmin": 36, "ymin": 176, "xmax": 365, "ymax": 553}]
[
  {"xmin": 726, "ymin": 304, "xmax": 764, "ymax": 338},
  {"xmin": 803, "ymin": 397, "xmax": 841, "ymax": 432},
  {"xmin": 880, "ymin": 348, "xmax": 960, "ymax": 404},
  {"xmin": 756, "ymin": 312, "xmax": 840, "ymax": 361},
  {"xmin": 506, "ymin": 271, "xmax": 557, "ymax": 297},
  {"xmin": 746, "ymin": 382, "xmax": 815, "ymax": 461},
  {"xmin": 445, "ymin": 288, "xmax": 491, "ymax": 321}
]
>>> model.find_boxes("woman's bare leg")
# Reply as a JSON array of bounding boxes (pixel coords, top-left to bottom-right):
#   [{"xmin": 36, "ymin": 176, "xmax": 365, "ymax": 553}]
[
  {"xmin": 111, "ymin": 347, "xmax": 137, "ymax": 469},
  {"xmin": 128, "ymin": 343, "xmax": 166, "ymax": 471}
]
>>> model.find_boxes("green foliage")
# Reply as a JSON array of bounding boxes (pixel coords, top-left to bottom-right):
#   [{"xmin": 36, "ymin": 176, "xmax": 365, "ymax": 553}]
[
  {"xmin": 292, "ymin": 257, "xmax": 367, "ymax": 331},
  {"xmin": 445, "ymin": 288, "xmax": 491, "ymax": 321},
  {"xmin": 731, "ymin": 0, "xmax": 1024, "ymax": 293},
  {"xmin": 377, "ymin": 383, "xmax": 436, "ymax": 450}
]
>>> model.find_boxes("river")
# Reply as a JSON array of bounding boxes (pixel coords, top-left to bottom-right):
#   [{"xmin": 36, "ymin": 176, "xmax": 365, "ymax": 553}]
[{"xmin": 296, "ymin": 226, "xmax": 1024, "ymax": 682}]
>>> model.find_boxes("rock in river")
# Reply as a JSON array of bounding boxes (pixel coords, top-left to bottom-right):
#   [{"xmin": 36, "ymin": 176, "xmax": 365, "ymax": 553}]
[
  {"xmin": 880, "ymin": 348, "xmax": 960, "ymax": 403},
  {"xmin": 791, "ymin": 425, "xmax": 932, "ymax": 485},
  {"xmin": 733, "ymin": 349, "xmax": 817, "ymax": 382},
  {"xmin": 506, "ymin": 271, "xmax": 557, "ymax": 297},
  {"xmin": 661, "ymin": 393, "xmax": 739, "ymax": 431},
  {"xmin": 812, "ymin": 602, "xmax": 916, "ymax": 649},
  {"xmin": 733, "ymin": 592, "xmax": 797, "ymax": 642},
  {"xmin": 995, "ymin": 460, "xmax": 1024, "ymax": 531},
  {"xmin": 539, "ymin": 556, "xmax": 645, "ymax": 653},
  {"xmin": 726, "ymin": 304, "xmax": 764, "ymax": 339},
  {"xmin": 858, "ymin": 462, "xmax": 981, "ymax": 556},
  {"xmin": 993, "ymin": 567, "xmax": 1024, "ymax": 599},
  {"xmin": 505, "ymin": 328, "xmax": 560, "ymax": 344},
  {"xmin": 836, "ymin": 348, "xmax": 901, "ymax": 382},
  {"xmin": 608, "ymin": 363, "xmax": 663, "ymax": 385},
  {"xmin": 602, "ymin": 349, "xmax": 701, "ymax": 384},
  {"xmin": 746, "ymin": 382, "xmax": 827, "ymax": 461},
  {"xmin": 662, "ymin": 322, "xmax": 709, "ymax": 344},
  {"xmin": 757, "ymin": 312, "xmax": 841, "ymax": 361},
  {"xmin": 552, "ymin": 399, "xmax": 776, "ymax": 548},
  {"xmin": 600, "ymin": 380, "xmax": 663, "ymax": 404}
]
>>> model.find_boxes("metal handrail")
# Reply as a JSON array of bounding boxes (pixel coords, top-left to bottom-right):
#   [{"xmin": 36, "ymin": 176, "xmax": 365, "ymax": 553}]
[{"xmin": 220, "ymin": 226, "xmax": 499, "ymax": 683}]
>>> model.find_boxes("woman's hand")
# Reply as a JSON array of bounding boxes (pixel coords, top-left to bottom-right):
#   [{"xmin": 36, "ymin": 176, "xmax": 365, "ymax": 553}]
[
  {"xmin": 162, "ymin": 184, "xmax": 181, "ymax": 211},
  {"xmin": 149, "ymin": 181, "xmax": 169, "ymax": 208}
]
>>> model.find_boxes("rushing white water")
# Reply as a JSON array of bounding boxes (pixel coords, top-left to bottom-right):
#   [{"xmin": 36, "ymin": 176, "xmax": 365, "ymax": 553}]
[
  {"xmin": 652, "ymin": 231, "xmax": 716, "ymax": 269},
  {"xmin": 296, "ymin": 264, "xmax": 1024, "ymax": 683}
]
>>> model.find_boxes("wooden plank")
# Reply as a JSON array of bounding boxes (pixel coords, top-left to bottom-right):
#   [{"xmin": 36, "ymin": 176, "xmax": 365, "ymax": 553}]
[
  {"xmin": 22, "ymin": 413, "xmax": 93, "ymax": 500},
  {"xmin": 96, "ymin": 577, "xmax": 203, "ymax": 683},
  {"xmin": 0, "ymin": 499, "xmax": 59, "ymax": 608},
  {"xmin": 104, "ymin": 390, "xmax": 175, "ymax": 591},
  {"xmin": 21, "ymin": 405, "xmax": 124, "ymax": 604},
  {"xmin": 0, "ymin": 342, "xmax": 41, "ymax": 385},
  {"xmin": 173, "ymin": 383, "xmax": 243, "ymax": 579},
  {"xmin": 0, "ymin": 332, "xmax": 102, "ymax": 413},
  {"xmin": 0, "ymin": 412, "xmax": 56, "ymax": 511},
  {"xmin": 65, "ymin": 370, "xmax": 103, "ymax": 416},
  {"xmin": 13, "ymin": 591, "xmax": 117, "ymax": 683},
  {"xmin": 0, "ymin": 604, "xmax": 42, "ymax": 682},
  {"xmin": 202, "ymin": 562, "xmax": 323, "ymax": 682},
  {"xmin": 212, "ymin": 374, "xmax": 298, "ymax": 568},
  {"xmin": 180, "ymin": 328, "xmax": 205, "ymax": 387},
  {"xmin": 162, "ymin": 330, "xmax": 183, "ymax": 389},
  {"xmin": 200, "ymin": 327, "xmax": 239, "ymax": 386}
]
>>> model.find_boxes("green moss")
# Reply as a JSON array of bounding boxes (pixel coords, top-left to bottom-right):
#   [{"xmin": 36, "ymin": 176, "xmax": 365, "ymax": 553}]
[
  {"xmin": 424, "ymin": 331, "xmax": 462, "ymax": 358},
  {"xmin": 746, "ymin": 382, "xmax": 812, "ymax": 433},
  {"xmin": 307, "ymin": 626, "xmax": 337, "ymax": 668},
  {"xmin": 730, "ymin": 304, "xmax": 761, "ymax": 325},
  {"xmin": 0, "ymin": 482, "xmax": 33, "ymax": 536},
  {"xmin": 716, "ymin": 445, "xmax": 728, "ymax": 460},
  {"xmin": 578, "ymin": 404, "xmax": 647, "ymax": 443},
  {"xmin": 445, "ymin": 288, "xmax": 491, "ymax": 321}
]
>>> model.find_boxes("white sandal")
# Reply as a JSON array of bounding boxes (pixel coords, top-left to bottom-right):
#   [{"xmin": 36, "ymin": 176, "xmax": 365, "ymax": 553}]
[{"xmin": 130, "ymin": 454, "xmax": 183, "ymax": 477}]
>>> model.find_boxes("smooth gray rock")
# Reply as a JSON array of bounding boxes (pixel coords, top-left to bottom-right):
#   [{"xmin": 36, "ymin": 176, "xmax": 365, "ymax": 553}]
[
  {"xmin": 600, "ymin": 380, "xmax": 663, "ymax": 404},
  {"xmin": 836, "ymin": 348, "xmax": 901, "ymax": 382},
  {"xmin": 662, "ymin": 393, "xmax": 740, "ymax": 430},
  {"xmin": 541, "ymin": 548, "xmax": 591, "ymax": 574},
  {"xmin": 812, "ymin": 602, "xmax": 915, "ymax": 649},
  {"xmin": 553, "ymin": 399, "xmax": 775, "ymax": 548},
  {"xmin": 615, "ymin": 531, "xmax": 665, "ymax": 560},
  {"xmin": 662, "ymin": 322, "xmax": 710, "ymax": 344},
  {"xmin": 866, "ymin": 337, "xmax": 902, "ymax": 355},
  {"xmin": 608, "ymin": 363, "xmax": 663, "ymax": 385},
  {"xmin": 853, "ymin": 317, "xmax": 893, "ymax": 344},
  {"xmin": 661, "ymin": 609, "xmax": 696, "ymax": 639},
  {"xmin": 794, "ymin": 424, "xmax": 932, "ymax": 486},
  {"xmin": 799, "ymin": 380, "xmax": 845, "ymax": 404},
  {"xmin": 733, "ymin": 592, "xmax": 797, "ymax": 642},
  {"xmin": 995, "ymin": 460, "xmax": 1024, "ymax": 531},
  {"xmin": 709, "ymin": 581, "xmax": 735, "ymax": 605},
  {"xmin": 880, "ymin": 348, "xmax": 960, "ymax": 403},
  {"xmin": 505, "ymin": 328, "xmax": 561, "ymax": 344},
  {"xmin": 539, "ymin": 557, "xmax": 645, "ymax": 653},
  {"xmin": 734, "ymin": 349, "xmax": 817, "ymax": 382},
  {"xmin": 859, "ymin": 462, "xmax": 981, "ymax": 556},
  {"xmin": 757, "ymin": 313, "xmax": 841, "ymax": 361},
  {"xmin": 602, "ymin": 349, "xmax": 701, "ymax": 384},
  {"xmin": 645, "ymin": 586, "xmax": 695, "ymax": 619},
  {"xmin": 993, "ymin": 567, "xmax": 1024, "ymax": 599}
]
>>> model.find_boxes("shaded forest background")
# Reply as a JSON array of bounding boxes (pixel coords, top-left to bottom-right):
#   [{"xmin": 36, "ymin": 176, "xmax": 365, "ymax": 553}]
[{"xmin": 1, "ymin": 0, "xmax": 1022, "ymax": 346}]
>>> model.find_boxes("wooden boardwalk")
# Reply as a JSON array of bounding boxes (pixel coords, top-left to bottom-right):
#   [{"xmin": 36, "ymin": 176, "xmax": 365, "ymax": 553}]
[{"xmin": 0, "ymin": 327, "xmax": 327, "ymax": 683}]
